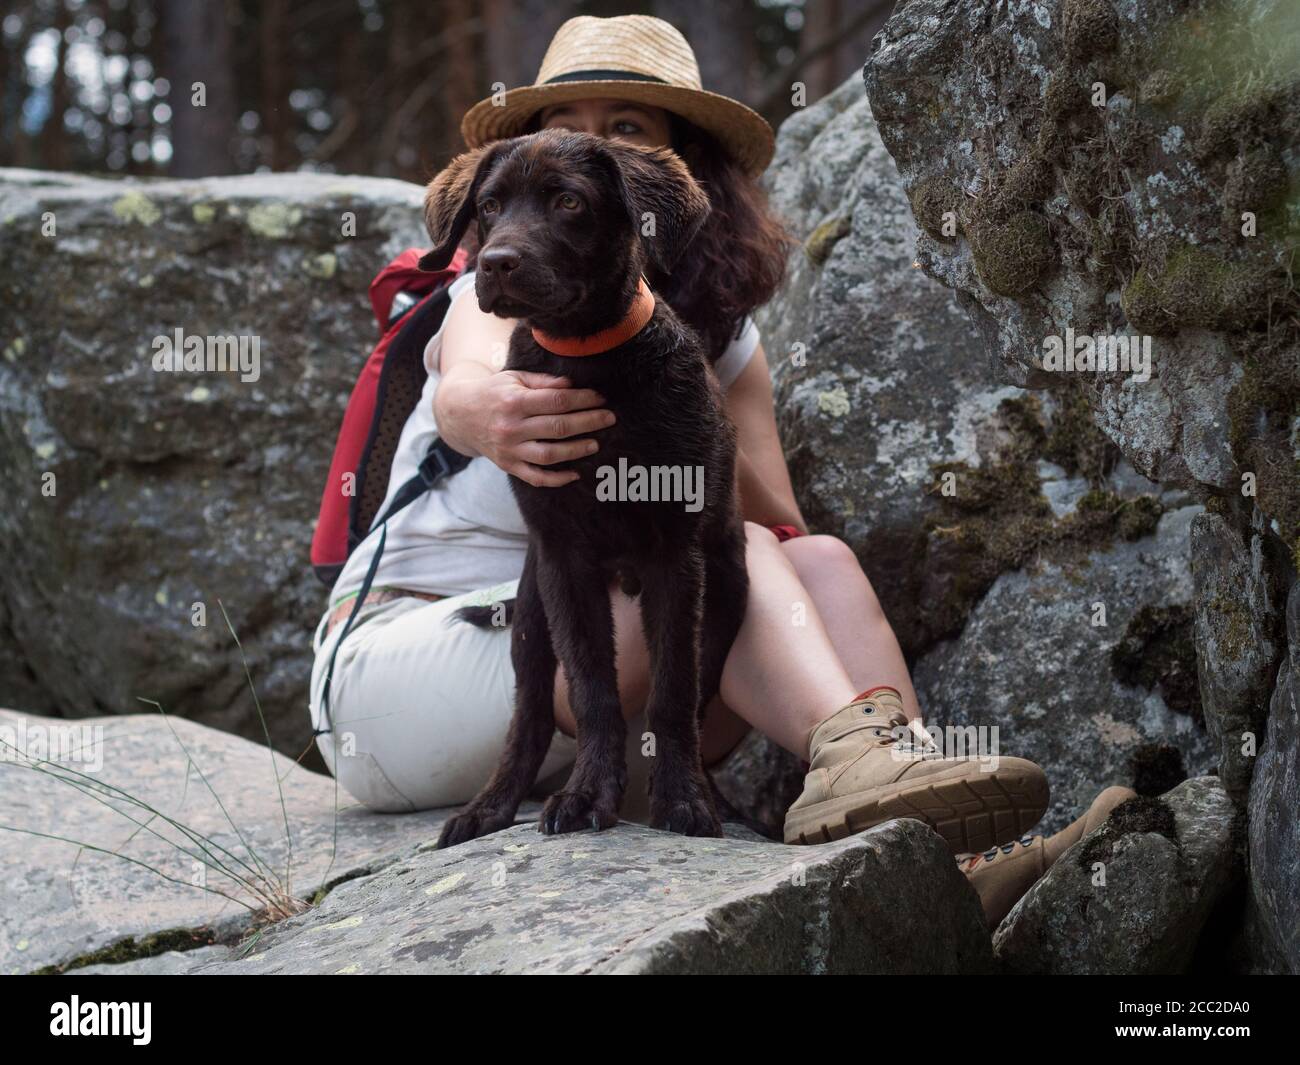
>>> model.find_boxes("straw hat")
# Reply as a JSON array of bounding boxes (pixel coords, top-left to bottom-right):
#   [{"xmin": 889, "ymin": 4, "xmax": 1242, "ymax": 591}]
[{"xmin": 460, "ymin": 15, "xmax": 775, "ymax": 177}]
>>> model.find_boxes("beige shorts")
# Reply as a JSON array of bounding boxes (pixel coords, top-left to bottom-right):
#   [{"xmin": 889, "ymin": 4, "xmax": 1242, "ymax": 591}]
[{"xmin": 308, "ymin": 580, "xmax": 578, "ymax": 813}]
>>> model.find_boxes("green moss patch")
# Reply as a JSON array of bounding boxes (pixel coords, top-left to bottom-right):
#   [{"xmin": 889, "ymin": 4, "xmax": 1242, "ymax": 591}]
[
  {"xmin": 1227, "ymin": 342, "xmax": 1300, "ymax": 568},
  {"xmin": 1110, "ymin": 604, "xmax": 1203, "ymax": 726},
  {"xmin": 1121, "ymin": 243, "xmax": 1274, "ymax": 334},
  {"xmin": 1062, "ymin": 0, "xmax": 1120, "ymax": 63},
  {"xmin": 804, "ymin": 215, "xmax": 851, "ymax": 265},
  {"xmin": 1042, "ymin": 381, "xmax": 1119, "ymax": 482},
  {"xmin": 34, "ymin": 927, "xmax": 217, "ymax": 974},
  {"xmin": 1222, "ymin": 147, "xmax": 1293, "ymax": 232},
  {"xmin": 969, "ymin": 211, "xmax": 1057, "ymax": 297},
  {"xmin": 922, "ymin": 395, "xmax": 1164, "ymax": 637},
  {"xmin": 1076, "ymin": 795, "xmax": 1179, "ymax": 871},
  {"xmin": 1139, "ymin": 69, "xmax": 1185, "ymax": 108},
  {"xmin": 908, "ymin": 177, "xmax": 962, "ymax": 242}
]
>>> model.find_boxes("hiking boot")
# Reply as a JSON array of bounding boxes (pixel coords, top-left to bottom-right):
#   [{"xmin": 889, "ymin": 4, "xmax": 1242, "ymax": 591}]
[
  {"xmin": 783, "ymin": 686, "xmax": 1049, "ymax": 851},
  {"xmin": 959, "ymin": 784, "xmax": 1138, "ymax": 927}
]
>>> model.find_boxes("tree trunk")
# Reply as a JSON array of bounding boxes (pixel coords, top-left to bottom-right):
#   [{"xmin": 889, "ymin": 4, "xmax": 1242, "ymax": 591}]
[
  {"xmin": 162, "ymin": 0, "xmax": 237, "ymax": 176},
  {"xmin": 260, "ymin": 0, "xmax": 288, "ymax": 170}
]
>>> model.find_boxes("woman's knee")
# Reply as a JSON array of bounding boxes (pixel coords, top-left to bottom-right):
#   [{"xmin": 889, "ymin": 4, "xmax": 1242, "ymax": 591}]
[
  {"xmin": 782, "ymin": 532, "xmax": 858, "ymax": 572},
  {"xmin": 784, "ymin": 534, "xmax": 885, "ymax": 617}
]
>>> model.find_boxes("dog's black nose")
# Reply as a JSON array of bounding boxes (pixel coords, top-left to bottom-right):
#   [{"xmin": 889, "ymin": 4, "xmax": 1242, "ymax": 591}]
[{"xmin": 480, "ymin": 247, "xmax": 520, "ymax": 275}]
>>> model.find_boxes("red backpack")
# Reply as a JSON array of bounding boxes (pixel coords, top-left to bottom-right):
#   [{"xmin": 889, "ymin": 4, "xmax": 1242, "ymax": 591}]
[{"xmin": 310, "ymin": 246, "xmax": 471, "ymax": 587}]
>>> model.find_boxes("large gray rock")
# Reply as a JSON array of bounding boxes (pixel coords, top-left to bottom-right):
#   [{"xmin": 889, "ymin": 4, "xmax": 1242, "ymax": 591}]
[
  {"xmin": 914, "ymin": 506, "xmax": 1214, "ymax": 835},
  {"xmin": 0, "ymin": 169, "xmax": 428, "ymax": 750},
  {"xmin": 1, "ymin": 701, "xmax": 993, "ymax": 976},
  {"xmin": 755, "ymin": 75, "xmax": 1016, "ymax": 654},
  {"xmin": 755, "ymin": 74, "xmax": 1192, "ymax": 658},
  {"xmin": 0, "ymin": 708, "xmax": 467, "ymax": 974},
  {"xmin": 182, "ymin": 818, "xmax": 992, "ymax": 975},
  {"xmin": 1190, "ymin": 510, "xmax": 1280, "ymax": 798},
  {"xmin": 994, "ymin": 776, "xmax": 1241, "ymax": 974},
  {"xmin": 1246, "ymin": 580, "xmax": 1300, "ymax": 972},
  {"xmin": 864, "ymin": 0, "xmax": 1298, "ymax": 504},
  {"xmin": 864, "ymin": 0, "xmax": 1297, "ymax": 972}
]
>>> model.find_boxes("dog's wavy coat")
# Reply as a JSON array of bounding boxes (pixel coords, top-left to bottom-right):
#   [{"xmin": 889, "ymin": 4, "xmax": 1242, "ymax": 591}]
[{"xmin": 421, "ymin": 130, "xmax": 749, "ymax": 845}]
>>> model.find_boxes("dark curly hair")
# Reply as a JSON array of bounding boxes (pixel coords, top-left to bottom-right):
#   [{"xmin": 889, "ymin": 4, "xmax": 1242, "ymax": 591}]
[
  {"xmin": 655, "ymin": 113, "xmax": 797, "ymax": 362},
  {"xmin": 500, "ymin": 110, "xmax": 797, "ymax": 363}
]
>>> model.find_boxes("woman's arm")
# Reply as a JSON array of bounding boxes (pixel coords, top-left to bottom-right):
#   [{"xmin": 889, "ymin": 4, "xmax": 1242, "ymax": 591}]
[
  {"xmin": 724, "ymin": 343, "xmax": 807, "ymax": 532},
  {"xmin": 434, "ymin": 291, "xmax": 616, "ymax": 487}
]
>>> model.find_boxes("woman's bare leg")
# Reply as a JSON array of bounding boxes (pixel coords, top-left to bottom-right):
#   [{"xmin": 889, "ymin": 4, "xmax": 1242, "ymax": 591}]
[
  {"xmin": 555, "ymin": 523, "xmax": 864, "ymax": 760},
  {"xmin": 779, "ymin": 534, "xmax": 923, "ymax": 724}
]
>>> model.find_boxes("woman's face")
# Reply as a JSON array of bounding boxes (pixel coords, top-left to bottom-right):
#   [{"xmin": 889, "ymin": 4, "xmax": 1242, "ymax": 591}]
[{"xmin": 537, "ymin": 98, "xmax": 672, "ymax": 150}]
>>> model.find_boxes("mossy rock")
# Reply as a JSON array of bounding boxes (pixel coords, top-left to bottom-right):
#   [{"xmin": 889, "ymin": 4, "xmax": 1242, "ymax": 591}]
[
  {"xmin": 1120, "ymin": 264, "xmax": 1178, "ymax": 335},
  {"xmin": 1062, "ymin": 0, "xmax": 1119, "ymax": 63},
  {"xmin": 994, "ymin": 154, "xmax": 1055, "ymax": 216},
  {"xmin": 1111, "ymin": 603, "xmax": 1203, "ymax": 725},
  {"xmin": 1121, "ymin": 243, "xmax": 1274, "ymax": 334},
  {"xmin": 1076, "ymin": 796, "xmax": 1177, "ymax": 872},
  {"xmin": 1248, "ymin": 431, "xmax": 1300, "ymax": 570},
  {"xmin": 1139, "ymin": 69, "xmax": 1185, "ymax": 108},
  {"xmin": 969, "ymin": 211, "xmax": 1056, "ymax": 297},
  {"xmin": 804, "ymin": 215, "xmax": 851, "ymax": 265},
  {"xmin": 1196, "ymin": 84, "xmax": 1283, "ymax": 163},
  {"xmin": 1043, "ymin": 72, "xmax": 1089, "ymax": 123},
  {"xmin": 920, "ymin": 395, "xmax": 1164, "ymax": 637},
  {"xmin": 1042, "ymin": 381, "xmax": 1118, "ymax": 482},
  {"xmin": 1222, "ymin": 147, "xmax": 1292, "ymax": 232},
  {"xmin": 908, "ymin": 176, "xmax": 962, "ymax": 242}
]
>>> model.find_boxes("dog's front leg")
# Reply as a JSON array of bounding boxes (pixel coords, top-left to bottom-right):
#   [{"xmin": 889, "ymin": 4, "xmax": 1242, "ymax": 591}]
[
  {"xmin": 437, "ymin": 545, "xmax": 558, "ymax": 848},
  {"xmin": 535, "ymin": 544, "xmax": 628, "ymax": 834},
  {"xmin": 639, "ymin": 547, "xmax": 723, "ymax": 837}
]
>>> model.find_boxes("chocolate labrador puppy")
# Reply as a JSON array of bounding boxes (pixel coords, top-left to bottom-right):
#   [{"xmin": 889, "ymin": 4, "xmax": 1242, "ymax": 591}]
[{"xmin": 420, "ymin": 129, "xmax": 748, "ymax": 847}]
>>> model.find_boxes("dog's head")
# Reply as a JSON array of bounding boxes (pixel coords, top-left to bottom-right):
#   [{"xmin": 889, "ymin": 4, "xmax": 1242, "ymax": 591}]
[{"xmin": 417, "ymin": 129, "xmax": 710, "ymax": 327}]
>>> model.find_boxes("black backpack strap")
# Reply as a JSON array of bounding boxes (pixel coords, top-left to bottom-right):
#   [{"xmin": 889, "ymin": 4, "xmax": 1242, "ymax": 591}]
[
  {"xmin": 350, "ymin": 285, "xmax": 456, "ymax": 555},
  {"xmin": 315, "ymin": 436, "xmax": 471, "ymax": 737}
]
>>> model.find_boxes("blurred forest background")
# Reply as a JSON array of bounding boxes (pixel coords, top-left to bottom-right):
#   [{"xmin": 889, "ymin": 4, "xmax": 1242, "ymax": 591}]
[{"xmin": 0, "ymin": 0, "xmax": 891, "ymax": 180}]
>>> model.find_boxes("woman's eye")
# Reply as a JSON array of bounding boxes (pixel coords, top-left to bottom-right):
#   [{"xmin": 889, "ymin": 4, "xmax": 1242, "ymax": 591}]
[
  {"xmin": 479, "ymin": 198, "xmax": 499, "ymax": 215},
  {"xmin": 557, "ymin": 192, "xmax": 581, "ymax": 211},
  {"xmin": 612, "ymin": 121, "xmax": 642, "ymax": 135}
]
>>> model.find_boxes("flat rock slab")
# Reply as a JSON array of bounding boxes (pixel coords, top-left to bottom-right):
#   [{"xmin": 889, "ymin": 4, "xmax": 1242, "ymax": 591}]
[
  {"xmin": 0, "ymin": 709, "xmax": 480, "ymax": 973},
  {"xmin": 184, "ymin": 819, "xmax": 993, "ymax": 975}
]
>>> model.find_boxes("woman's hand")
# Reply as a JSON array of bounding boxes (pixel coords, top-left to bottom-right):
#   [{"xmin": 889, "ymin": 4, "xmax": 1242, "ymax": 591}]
[{"xmin": 434, "ymin": 364, "xmax": 616, "ymax": 487}]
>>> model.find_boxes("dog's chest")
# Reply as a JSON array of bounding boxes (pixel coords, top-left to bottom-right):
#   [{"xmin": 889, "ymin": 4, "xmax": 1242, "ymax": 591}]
[{"xmin": 505, "ymin": 315, "xmax": 726, "ymax": 554}]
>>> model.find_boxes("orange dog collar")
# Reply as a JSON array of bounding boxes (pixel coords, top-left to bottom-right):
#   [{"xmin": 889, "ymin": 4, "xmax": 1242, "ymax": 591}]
[{"xmin": 531, "ymin": 276, "xmax": 655, "ymax": 356}]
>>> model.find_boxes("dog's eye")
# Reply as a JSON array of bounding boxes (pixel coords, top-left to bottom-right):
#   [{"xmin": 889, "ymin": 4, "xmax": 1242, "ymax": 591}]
[
  {"xmin": 479, "ymin": 198, "xmax": 500, "ymax": 216},
  {"xmin": 556, "ymin": 192, "xmax": 581, "ymax": 211}
]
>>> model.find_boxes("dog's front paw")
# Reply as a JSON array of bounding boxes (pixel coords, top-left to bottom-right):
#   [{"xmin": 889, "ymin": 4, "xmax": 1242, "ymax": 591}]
[
  {"xmin": 650, "ymin": 798, "xmax": 723, "ymax": 837},
  {"xmin": 649, "ymin": 774, "xmax": 723, "ymax": 837},
  {"xmin": 436, "ymin": 805, "xmax": 516, "ymax": 849},
  {"xmin": 539, "ymin": 789, "xmax": 620, "ymax": 835}
]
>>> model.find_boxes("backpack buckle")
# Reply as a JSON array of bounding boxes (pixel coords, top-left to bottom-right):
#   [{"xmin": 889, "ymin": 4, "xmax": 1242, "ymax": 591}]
[
  {"xmin": 418, "ymin": 441, "xmax": 467, "ymax": 487},
  {"xmin": 418, "ymin": 447, "xmax": 453, "ymax": 487}
]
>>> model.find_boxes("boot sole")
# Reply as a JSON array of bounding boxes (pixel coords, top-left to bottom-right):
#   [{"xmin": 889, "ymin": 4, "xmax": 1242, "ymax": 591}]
[{"xmin": 783, "ymin": 764, "xmax": 1049, "ymax": 852}]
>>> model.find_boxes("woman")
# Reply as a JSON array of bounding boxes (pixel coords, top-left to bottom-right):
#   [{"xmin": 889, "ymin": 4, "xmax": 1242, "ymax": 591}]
[{"xmin": 308, "ymin": 14, "xmax": 1051, "ymax": 855}]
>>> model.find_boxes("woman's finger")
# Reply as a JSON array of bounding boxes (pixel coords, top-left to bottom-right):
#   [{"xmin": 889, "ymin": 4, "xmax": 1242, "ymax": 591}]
[
  {"xmin": 509, "ymin": 370, "xmax": 572, "ymax": 390},
  {"xmin": 508, "ymin": 461, "xmax": 581, "ymax": 488},
  {"xmin": 516, "ymin": 437, "xmax": 600, "ymax": 466},
  {"xmin": 513, "ymin": 383, "xmax": 607, "ymax": 416},
  {"xmin": 516, "ymin": 407, "xmax": 617, "ymax": 443}
]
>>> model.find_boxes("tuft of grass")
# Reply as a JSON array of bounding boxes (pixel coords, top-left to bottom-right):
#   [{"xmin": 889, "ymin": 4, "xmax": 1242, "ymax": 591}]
[{"xmin": 0, "ymin": 601, "xmax": 337, "ymax": 970}]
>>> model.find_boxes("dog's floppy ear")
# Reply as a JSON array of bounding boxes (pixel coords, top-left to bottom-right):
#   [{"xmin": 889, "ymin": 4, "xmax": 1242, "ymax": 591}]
[
  {"xmin": 418, "ymin": 143, "xmax": 507, "ymax": 272},
  {"xmin": 598, "ymin": 142, "xmax": 711, "ymax": 277}
]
